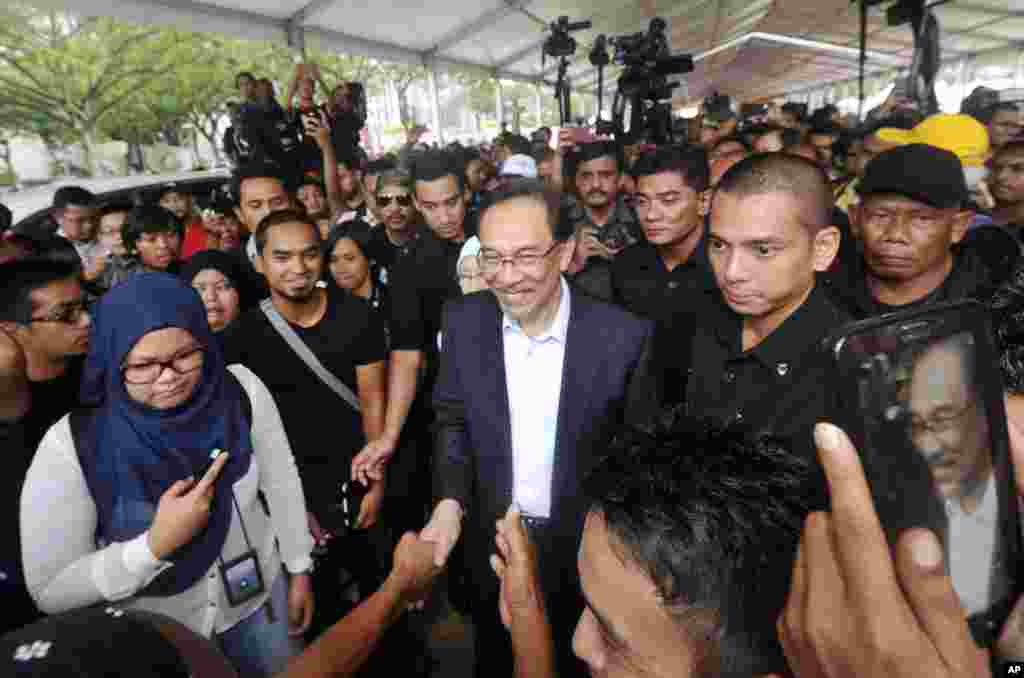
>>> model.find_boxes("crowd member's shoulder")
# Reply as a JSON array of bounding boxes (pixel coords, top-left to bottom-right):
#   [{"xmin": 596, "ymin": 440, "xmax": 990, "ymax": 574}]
[
  {"xmin": 220, "ymin": 303, "xmax": 273, "ymax": 364},
  {"xmin": 961, "ymin": 223, "xmax": 1022, "ymax": 276},
  {"xmin": 571, "ymin": 285, "xmax": 652, "ymax": 338},
  {"xmin": 611, "ymin": 239, "xmax": 654, "ymax": 271}
]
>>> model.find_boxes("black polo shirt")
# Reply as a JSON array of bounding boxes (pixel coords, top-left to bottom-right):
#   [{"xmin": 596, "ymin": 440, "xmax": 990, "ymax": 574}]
[
  {"xmin": 365, "ymin": 223, "xmax": 424, "ymax": 281},
  {"xmin": 684, "ymin": 284, "xmax": 851, "ymax": 460},
  {"xmin": 611, "ymin": 236, "xmax": 717, "ymax": 319},
  {"xmin": 387, "ymin": 229, "xmax": 463, "ymax": 353}
]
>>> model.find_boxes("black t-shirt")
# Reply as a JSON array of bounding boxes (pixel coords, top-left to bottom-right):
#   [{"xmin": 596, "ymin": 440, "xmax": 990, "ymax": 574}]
[
  {"xmin": 0, "ymin": 360, "xmax": 82, "ymax": 635},
  {"xmin": 223, "ymin": 289, "xmax": 387, "ymax": 479}
]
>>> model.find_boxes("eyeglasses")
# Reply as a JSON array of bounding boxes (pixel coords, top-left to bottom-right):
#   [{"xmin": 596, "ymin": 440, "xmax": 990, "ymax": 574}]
[
  {"xmin": 122, "ymin": 346, "xmax": 205, "ymax": 385},
  {"xmin": 30, "ymin": 299, "xmax": 90, "ymax": 325},
  {"xmin": 477, "ymin": 241, "xmax": 561, "ymax": 275},
  {"xmin": 908, "ymin": 403, "xmax": 973, "ymax": 438},
  {"xmin": 376, "ymin": 194, "xmax": 413, "ymax": 208}
]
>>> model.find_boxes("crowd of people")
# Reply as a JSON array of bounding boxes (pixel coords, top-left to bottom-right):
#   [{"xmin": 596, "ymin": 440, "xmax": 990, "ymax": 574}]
[{"xmin": 3, "ymin": 62, "xmax": 1024, "ymax": 678}]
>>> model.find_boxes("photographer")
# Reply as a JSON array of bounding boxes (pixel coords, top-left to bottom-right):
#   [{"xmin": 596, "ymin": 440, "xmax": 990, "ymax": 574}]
[{"xmin": 561, "ymin": 141, "xmax": 641, "ymax": 260}]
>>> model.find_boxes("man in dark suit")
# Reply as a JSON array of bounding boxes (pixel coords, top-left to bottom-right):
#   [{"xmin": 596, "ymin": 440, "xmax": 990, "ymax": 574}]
[{"xmin": 420, "ymin": 178, "xmax": 655, "ymax": 678}]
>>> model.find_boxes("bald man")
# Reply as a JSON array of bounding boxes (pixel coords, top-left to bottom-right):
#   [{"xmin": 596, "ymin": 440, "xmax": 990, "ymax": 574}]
[{"xmin": 656, "ymin": 153, "xmax": 848, "ymax": 462}]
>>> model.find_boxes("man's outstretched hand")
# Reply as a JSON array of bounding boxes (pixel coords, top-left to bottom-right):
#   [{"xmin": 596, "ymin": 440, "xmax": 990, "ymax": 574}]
[
  {"xmin": 490, "ymin": 505, "xmax": 546, "ymax": 631},
  {"xmin": 419, "ymin": 499, "xmax": 463, "ymax": 568}
]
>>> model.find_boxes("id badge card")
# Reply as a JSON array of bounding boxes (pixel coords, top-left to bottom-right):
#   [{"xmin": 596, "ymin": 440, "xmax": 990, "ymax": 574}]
[{"xmin": 218, "ymin": 550, "xmax": 265, "ymax": 607}]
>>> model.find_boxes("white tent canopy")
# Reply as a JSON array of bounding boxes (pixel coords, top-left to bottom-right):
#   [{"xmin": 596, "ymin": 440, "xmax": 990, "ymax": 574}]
[{"xmin": 34, "ymin": 0, "xmax": 1024, "ymax": 105}]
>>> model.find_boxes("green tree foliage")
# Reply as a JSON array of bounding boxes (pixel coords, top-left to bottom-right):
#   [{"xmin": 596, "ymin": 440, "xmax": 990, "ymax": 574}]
[{"xmin": 0, "ymin": 5, "xmax": 183, "ymax": 173}]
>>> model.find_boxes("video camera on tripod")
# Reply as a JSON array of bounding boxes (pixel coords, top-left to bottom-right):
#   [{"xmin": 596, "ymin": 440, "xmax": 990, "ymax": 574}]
[
  {"xmin": 591, "ymin": 18, "xmax": 694, "ymax": 144},
  {"xmin": 543, "ymin": 16, "xmax": 592, "ymax": 126}
]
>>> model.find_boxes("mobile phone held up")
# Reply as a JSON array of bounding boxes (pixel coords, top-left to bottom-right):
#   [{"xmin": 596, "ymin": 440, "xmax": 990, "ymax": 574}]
[{"xmin": 823, "ymin": 300, "xmax": 1021, "ymax": 646}]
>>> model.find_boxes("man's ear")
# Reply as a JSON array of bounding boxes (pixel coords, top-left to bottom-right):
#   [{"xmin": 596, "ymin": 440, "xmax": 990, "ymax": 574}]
[
  {"xmin": 253, "ymin": 250, "xmax": 265, "ymax": 275},
  {"xmin": 949, "ymin": 209, "xmax": 972, "ymax": 246},
  {"xmin": 813, "ymin": 225, "xmax": 841, "ymax": 272},
  {"xmin": 847, "ymin": 203, "xmax": 862, "ymax": 239},
  {"xmin": 233, "ymin": 207, "xmax": 249, "ymax": 234},
  {"xmin": 698, "ymin": 190, "xmax": 712, "ymax": 218}
]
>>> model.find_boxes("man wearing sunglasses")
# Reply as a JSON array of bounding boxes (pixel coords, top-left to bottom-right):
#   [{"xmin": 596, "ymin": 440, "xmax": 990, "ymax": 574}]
[{"xmin": 0, "ymin": 260, "xmax": 92, "ymax": 636}]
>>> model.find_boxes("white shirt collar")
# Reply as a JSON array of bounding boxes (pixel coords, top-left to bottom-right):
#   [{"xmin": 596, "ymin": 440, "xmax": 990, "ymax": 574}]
[{"xmin": 502, "ymin": 276, "xmax": 571, "ymax": 343}]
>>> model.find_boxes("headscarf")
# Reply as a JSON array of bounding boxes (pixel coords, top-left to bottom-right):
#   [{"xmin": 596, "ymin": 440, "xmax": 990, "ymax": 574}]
[
  {"xmin": 78, "ymin": 273, "xmax": 253, "ymax": 596},
  {"xmin": 179, "ymin": 249, "xmax": 251, "ymax": 312}
]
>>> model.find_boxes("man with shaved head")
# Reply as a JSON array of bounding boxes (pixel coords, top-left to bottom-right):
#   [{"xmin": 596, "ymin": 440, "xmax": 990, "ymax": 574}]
[{"xmin": 656, "ymin": 153, "xmax": 848, "ymax": 459}]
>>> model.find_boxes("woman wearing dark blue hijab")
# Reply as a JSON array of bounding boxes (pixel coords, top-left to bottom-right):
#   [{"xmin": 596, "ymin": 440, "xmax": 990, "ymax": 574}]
[{"xmin": 20, "ymin": 273, "xmax": 315, "ymax": 677}]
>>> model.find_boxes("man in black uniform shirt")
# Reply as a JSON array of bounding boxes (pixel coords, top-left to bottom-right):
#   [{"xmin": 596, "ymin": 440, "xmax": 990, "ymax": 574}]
[
  {"xmin": 611, "ymin": 145, "xmax": 717, "ymax": 320},
  {"xmin": 350, "ymin": 152, "xmax": 467, "ymax": 511},
  {"xmin": 665, "ymin": 153, "xmax": 846, "ymax": 458},
  {"xmin": 827, "ymin": 144, "xmax": 1019, "ymax": 318},
  {"xmin": 364, "ymin": 171, "xmax": 422, "ymax": 279}
]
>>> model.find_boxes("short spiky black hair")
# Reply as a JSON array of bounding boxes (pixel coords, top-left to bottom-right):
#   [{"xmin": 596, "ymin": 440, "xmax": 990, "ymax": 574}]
[
  {"xmin": 122, "ymin": 205, "xmax": 184, "ymax": 254},
  {"xmin": 231, "ymin": 161, "xmax": 292, "ymax": 208},
  {"xmin": 0, "ymin": 259, "xmax": 80, "ymax": 324},
  {"xmin": 52, "ymin": 186, "xmax": 96, "ymax": 211},
  {"xmin": 631, "ymin": 145, "xmax": 710, "ymax": 193},
  {"xmin": 585, "ymin": 411, "xmax": 821, "ymax": 678},
  {"xmin": 254, "ymin": 208, "xmax": 320, "ymax": 255},
  {"xmin": 410, "ymin": 149, "xmax": 466, "ymax": 194}
]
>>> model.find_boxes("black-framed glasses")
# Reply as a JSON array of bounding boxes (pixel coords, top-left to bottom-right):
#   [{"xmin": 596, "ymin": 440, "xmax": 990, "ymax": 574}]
[
  {"xmin": 122, "ymin": 346, "xmax": 205, "ymax": 385},
  {"xmin": 477, "ymin": 241, "xmax": 561, "ymax": 275},
  {"xmin": 376, "ymin": 194, "xmax": 413, "ymax": 208},
  {"xmin": 30, "ymin": 299, "xmax": 90, "ymax": 325}
]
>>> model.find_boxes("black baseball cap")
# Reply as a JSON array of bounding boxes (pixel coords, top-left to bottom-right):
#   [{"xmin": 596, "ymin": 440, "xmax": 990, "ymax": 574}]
[{"xmin": 857, "ymin": 144, "xmax": 968, "ymax": 209}]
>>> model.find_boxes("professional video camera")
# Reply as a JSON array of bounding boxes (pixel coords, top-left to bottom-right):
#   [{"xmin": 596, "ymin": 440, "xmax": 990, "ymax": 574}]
[
  {"xmin": 542, "ymin": 16, "xmax": 592, "ymax": 125},
  {"xmin": 543, "ymin": 15, "xmax": 591, "ymax": 60},
  {"xmin": 591, "ymin": 18, "xmax": 694, "ymax": 145}
]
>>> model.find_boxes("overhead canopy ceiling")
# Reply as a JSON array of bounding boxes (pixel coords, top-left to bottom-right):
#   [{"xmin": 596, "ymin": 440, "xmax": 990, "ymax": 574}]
[{"xmin": 41, "ymin": 0, "xmax": 1024, "ymax": 104}]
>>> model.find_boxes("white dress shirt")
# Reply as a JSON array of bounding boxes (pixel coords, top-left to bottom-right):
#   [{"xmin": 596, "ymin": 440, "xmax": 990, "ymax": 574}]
[
  {"xmin": 947, "ymin": 476, "xmax": 1002, "ymax": 615},
  {"xmin": 502, "ymin": 276, "xmax": 571, "ymax": 519}
]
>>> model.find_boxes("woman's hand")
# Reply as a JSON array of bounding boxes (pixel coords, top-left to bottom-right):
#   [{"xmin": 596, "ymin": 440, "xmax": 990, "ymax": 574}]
[
  {"xmin": 288, "ymin": 573, "xmax": 315, "ymax": 637},
  {"xmin": 147, "ymin": 452, "xmax": 229, "ymax": 560}
]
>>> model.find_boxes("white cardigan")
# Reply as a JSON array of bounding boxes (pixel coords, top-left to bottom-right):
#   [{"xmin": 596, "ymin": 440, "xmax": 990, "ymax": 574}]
[{"xmin": 20, "ymin": 364, "xmax": 314, "ymax": 637}]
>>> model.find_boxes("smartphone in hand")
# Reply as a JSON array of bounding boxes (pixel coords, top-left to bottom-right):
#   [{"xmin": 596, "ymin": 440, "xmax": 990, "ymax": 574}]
[{"xmin": 824, "ymin": 300, "xmax": 1021, "ymax": 646}]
